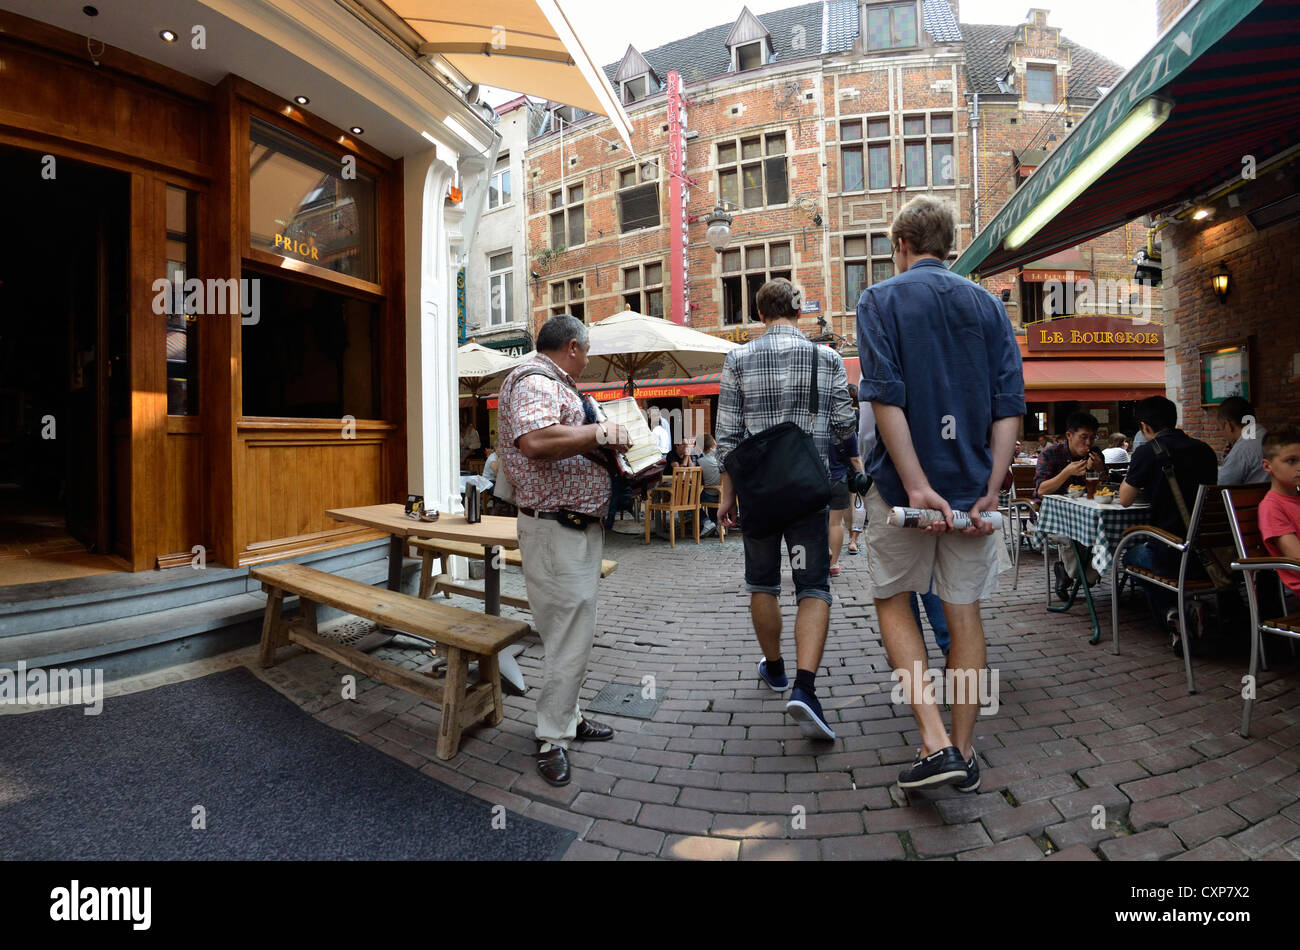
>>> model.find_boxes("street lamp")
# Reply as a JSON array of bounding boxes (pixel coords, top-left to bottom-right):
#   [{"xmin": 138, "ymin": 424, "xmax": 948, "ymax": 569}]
[{"xmin": 705, "ymin": 204, "xmax": 734, "ymax": 252}]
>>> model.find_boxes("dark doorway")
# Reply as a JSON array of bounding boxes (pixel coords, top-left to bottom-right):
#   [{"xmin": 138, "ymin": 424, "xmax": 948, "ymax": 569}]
[{"xmin": 0, "ymin": 147, "xmax": 129, "ymax": 573}]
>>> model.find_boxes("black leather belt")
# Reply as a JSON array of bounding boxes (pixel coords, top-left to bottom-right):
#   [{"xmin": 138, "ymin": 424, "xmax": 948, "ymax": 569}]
[{"xmin": 517, "ymin": 506, "xmax": 564, "ymax": 521}]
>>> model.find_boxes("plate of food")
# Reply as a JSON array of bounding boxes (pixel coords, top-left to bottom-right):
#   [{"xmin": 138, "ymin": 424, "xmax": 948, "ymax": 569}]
[
  {"xmin": 1067, "ymin": 486, "xmax": 1086, "ymax": 498},
  {"xmin": 1094, "ymin": 487, "xmax": 1117, "ymax": 504}
]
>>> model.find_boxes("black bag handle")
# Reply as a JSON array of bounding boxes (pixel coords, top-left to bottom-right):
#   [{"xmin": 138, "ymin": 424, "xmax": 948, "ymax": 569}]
[{"xmin": 808, "ymin": 343, "xmax": 820, "ymax": 417}]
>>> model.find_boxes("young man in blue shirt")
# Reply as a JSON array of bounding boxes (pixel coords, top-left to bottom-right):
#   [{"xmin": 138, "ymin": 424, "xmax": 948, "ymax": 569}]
[{"xmin": 858, "ymin": 196, "xmax": 1024, "ymax": 791}]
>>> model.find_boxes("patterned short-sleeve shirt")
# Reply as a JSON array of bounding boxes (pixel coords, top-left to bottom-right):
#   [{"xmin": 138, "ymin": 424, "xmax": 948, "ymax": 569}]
[{"xmin": 498, "ymin": 354, "xmax": 610, "ymax": 516}]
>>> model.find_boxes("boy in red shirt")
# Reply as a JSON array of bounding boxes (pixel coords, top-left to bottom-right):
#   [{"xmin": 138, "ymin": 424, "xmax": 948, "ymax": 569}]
[{"xmin": 1259, "ymin": 425, "xmax": 1300, "ymax": 598}]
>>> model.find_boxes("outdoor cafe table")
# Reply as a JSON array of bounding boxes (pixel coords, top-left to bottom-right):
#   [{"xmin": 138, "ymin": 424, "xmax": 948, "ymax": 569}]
[
  {"xmin": 326, "ymin": 505, "xmax": 527, "ymax": 685},
  {"xmin": 1034, "ymin": 493, "xmax": 1151, "ymax": 645}
]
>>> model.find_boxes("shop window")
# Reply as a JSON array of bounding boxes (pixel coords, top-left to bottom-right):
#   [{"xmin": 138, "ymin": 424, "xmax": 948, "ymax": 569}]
[
  {"xmin": 622, "ymin": 261, "xmax": 665, "ymax": 317},
  {"xmin": 241, "ymin": 271, "xmax": 380, "ymax": 419},
  {"xmin": 717, "ymin": 133, "xmax": 787, "ymax": 211},
  {"xmin": 721, "ymin": 241, "xmax": 792, "ymax": 324},
  {"xmin": 248, "ymin": 118, "xmax": 377, "ymax": 282},
  {"xmin": 164, "ymin": 186, "xmax": 199, "ymax": 416},
  {"xmin": 618, "ymin": 161, "xmax": 660, "ymax": 233}
]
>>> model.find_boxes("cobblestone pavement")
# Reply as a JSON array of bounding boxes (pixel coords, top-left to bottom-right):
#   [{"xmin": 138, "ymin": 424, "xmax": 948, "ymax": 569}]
[{"xmin": 246, "ymin": 529, "xmax": 1300, "ymax": 861}]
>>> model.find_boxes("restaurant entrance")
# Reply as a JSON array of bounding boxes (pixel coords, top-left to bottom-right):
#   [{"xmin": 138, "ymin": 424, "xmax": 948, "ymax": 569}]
[{"xmin": 0, "ymin": 147, "xmax": 129, "ymax": 582}]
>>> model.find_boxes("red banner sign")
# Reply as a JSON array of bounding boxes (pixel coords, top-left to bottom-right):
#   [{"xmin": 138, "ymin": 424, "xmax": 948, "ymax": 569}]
[{"xmin": 1026, "ymin": 315, "xmax": 1164, "ymax": 352}]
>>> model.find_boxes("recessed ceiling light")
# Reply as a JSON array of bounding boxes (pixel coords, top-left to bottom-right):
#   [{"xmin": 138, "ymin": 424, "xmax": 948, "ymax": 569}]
[
  {"xmin": 350, "ymin": 127, "xmax": 364, "ymax": 135},
  {"xmin": 1193, "ymin": 208, "xmax": 1211, "ymax": 220},
  {"xmin": 294, "ymin": 95, "xmax": 310, "ymax": 106},
  {"xmin": 159, "ymin": 29, "xmax": 178, "ymax": 42}
]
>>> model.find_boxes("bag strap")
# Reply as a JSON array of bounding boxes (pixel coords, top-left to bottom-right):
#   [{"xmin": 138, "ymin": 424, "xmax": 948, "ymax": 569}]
[
  {"xmin": 1151, "ymin": 435, "xmax": 1192, "ymax": 533},
  {"xmin": 808, "ymin": 343, "xmax": 820, "ymax": 416}
]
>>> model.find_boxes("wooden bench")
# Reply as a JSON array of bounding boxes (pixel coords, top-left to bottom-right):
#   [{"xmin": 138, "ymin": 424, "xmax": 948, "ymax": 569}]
[
  {"xmin": 408, "ymin": 537, "xmax": 618, "ymax": 608},
  {"xmin": 250, "ymin": 563, "xmax": 530, "ymax": 760}
]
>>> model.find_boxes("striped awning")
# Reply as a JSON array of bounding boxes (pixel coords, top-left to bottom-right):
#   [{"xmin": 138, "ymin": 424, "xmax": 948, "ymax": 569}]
[
  {"xmin": 484, "ymin": 372, "xmax": 722, "ymax": 408},
  {"xmin": 953, "ymin": 0, "xmax": 1300, "ymax": 279}
]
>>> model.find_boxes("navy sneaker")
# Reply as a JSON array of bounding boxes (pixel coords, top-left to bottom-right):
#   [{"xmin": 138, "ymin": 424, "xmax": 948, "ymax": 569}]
[
  {"xmin": 955, "ymin": 749, "xmax": 980, "ymax": 793},
  {"xmin": 757, "ymin": 659, "xmax": 789, "ymax": 693},
  {"xmin": 786, "ymin": 686, "xmax": 836, "ymax": 741},
  {"xmin": 898, "ymin": 746, "xmax": 968, "ymax": 789}
]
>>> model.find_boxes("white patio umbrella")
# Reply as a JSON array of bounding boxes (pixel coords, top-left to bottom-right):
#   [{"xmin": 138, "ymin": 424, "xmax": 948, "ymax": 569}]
[
  {"xmin": 458, "ymin": 342, "xmax": 532, "ymax": 423},
  {"xmin": 582, "ymin": 311, "xmax": 739, "ymax": 395}
]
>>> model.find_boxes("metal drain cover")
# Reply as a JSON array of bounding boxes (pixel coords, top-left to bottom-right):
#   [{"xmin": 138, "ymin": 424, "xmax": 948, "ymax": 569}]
[
  {"xmin": 314, "ymin": 618, "xmax": 393, "ymax": 653},
  {"xmin": 586, "ymin": 682, "xmax": 662, "ymax": 720}
]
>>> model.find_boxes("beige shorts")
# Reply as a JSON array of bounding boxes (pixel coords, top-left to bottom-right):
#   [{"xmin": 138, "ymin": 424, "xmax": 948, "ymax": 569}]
[{"xmin": 864, "ymin": 486, "xmax": 1000, "ymax": 605}]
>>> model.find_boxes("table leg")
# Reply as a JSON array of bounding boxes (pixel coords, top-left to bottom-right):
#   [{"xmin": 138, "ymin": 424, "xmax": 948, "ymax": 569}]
[
  {"xmin": 1046, "ymin": 540, "xmax": 1102, "ymax": 644},
  {"xmin": 387, "ymin": 535, "xmax": 404, "ymax": 591},
  {"xmin": 484, "ymin": 544, "xmax": 501, "ymax": 615}
]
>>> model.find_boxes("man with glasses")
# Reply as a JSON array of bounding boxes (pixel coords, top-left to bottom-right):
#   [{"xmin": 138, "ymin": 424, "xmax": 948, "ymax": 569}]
[{"xmin": 1035, "ymin": 410, "xmax": 1104, "ymax": 600}]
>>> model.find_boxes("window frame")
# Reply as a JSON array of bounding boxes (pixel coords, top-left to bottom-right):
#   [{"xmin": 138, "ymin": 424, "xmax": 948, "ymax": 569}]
[
  {"xmin": 622, "ymin": 74, "xmax": 652, "ymax": 105},
  {"xmin": 488, "ymin": 250, "xmax": 514, "ymax": 327},
  {"xmin": 548, "ymin": 182, "xmax": 586, "ymax": 250},
  {"xmin": 716, "ymin": 132, "xmax": 789, "ymax": 212},
  {"xmin": 548, "ymin": 275, "xmax": 586, "ymax": 323},
  {"xmin": 621, "ymin": 260, "xmax": 666, "ymax": 318},
  {"xmin": 719, "ymin": 239, "xmax": 794, "ymax": 325},
  {"xmin": 487, "ymin": 158, "xmax": 512, "ymax": 211},
  {"xmin": 616, "ymin": 160, "xmax": 662, "ymax": 234},
  {"xmin": 842, "ymin": 233, "xmax": 894, "ymax": 313},
  {"xmin": 902, "ymin": 111, "xmax": 957, "ymax": 190},
  {"xmin": 1026, "ymin": 64, "xmax": 1056, "ymax": 104},
  {"xmin": 734, "ymin": 41, "xmax": 765, "ymax": 72},
  {"xmin": 864, "ymin": 0, "xmax": 920, "ymax": 52}
]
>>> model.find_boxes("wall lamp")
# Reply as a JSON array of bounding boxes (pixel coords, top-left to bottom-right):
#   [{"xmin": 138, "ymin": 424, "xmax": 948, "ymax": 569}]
[{"xmin": 1211, "ymin": 263, "xmax": 1231, "ymax": 302}]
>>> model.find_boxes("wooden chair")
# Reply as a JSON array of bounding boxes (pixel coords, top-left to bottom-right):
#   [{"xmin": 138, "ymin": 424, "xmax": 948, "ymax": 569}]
[
  {"xmin": 251, "ymin": 563, "xmax": 530, "ymax": 760},
  {"xmin": 645, "ymin": 467, "xmax": 703, "ymax": 547},
  {"xmin": 1223, "ymin": 485, "xmax": 1300, "ymax": 736},
  {"xmin": 1109, "ymin": 483, "xmax": 1240, "ymax": 695}
]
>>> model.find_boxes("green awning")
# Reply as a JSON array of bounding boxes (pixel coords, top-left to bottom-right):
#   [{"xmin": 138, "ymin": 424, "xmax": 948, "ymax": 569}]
[{"xmin": 953, "ymin": 0, "xmax": 1275, "ymax": 279}]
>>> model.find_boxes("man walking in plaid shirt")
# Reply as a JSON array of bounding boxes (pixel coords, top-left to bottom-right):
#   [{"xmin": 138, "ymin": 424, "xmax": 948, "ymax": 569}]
[{"xmin": 715, "ymin": 279, "xmax": 856, "ymax": 741}]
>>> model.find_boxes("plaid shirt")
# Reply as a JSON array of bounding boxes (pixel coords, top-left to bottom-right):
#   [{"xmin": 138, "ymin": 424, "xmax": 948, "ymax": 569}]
[
  {"xmin": 715, "ymin": 324, "xmax": 856, "ymax": 469},
  {"xmin": 1034, "ymin": 441, "xmax": 1089, "ymax": 498}
]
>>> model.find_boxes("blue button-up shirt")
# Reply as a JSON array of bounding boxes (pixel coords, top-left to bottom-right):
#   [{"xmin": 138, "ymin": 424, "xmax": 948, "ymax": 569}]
[{"xmin": 856, "ymin": 258, "xmax": 1025, "ymax": 511}]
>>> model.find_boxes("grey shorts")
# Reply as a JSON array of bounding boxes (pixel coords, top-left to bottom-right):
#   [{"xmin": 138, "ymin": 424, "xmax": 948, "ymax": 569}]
[
  {"xmin": 863, "ymin": 486, "xmax": 1000, "ymax": 605},
  {"xmin": 828, "ymin": 477, "xmax": 851, "ymax": 511}
]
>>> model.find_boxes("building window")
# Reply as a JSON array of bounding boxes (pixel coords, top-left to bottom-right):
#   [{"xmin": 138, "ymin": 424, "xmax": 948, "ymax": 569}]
[
  {"xmin": 720, "ymin": 241, "xmax": 792, "ymax": 325},
  {"xmin": 487, "ymin": 157, "xmax": 511, "ymax": 210},
  {"xmin": 549, "ymin": 183, "xmax": 585, "ymax": 249},
  {"xmin": 489, "ymin": 250, "xmax": 513, "ymax": 326},
  {"xmin": 164, "ymin": 186, "xmax": 198, "ymax": 416},
  {"xmin": 717, "ymin": 133, "xmax": 787, "ymax": 211},
  {"xmin": 623, "ymin": 262, "xmax": 665, "ymax": 317},
  {"xmin": 618, "ymin": 161, "xmax": 660, "ymax": 233},
  {"xmin": 843, "ymin": 234, "xmax": 894, "ymax": 310},
  {"xmin": 549, "ymin": 276, "xmax": 585, "ymax": 322},
  {"xmin": 735, "ymin": 41, "xmax": 764, "ymax": 71},
  {"xmin": 841, "ymin": 116, "xmax": 891, "ymax": 192},
  {"xmin": 903, "ymin": 113, "xmax": 955, "ymax": 188},
  {"xmin": 1026, "ymin": 66, "xmax": 1055, "ymax": 103},
  {"xmin": 622, "ymin": 75, "xmax": 652, "ymax": 104},
  {"xmin": 865, "ymin": 1, "xmax": 918, "ymax": 51},
  {"xmin": 242, "ymin": 271, "xmax": 380, "ymax": 419}
]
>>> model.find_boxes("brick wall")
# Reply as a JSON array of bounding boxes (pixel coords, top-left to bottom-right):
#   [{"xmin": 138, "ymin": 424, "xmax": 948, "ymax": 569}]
[
  {"xmin": 1157, "ymin": 0, "xmax": 1193, "ymax": 36},
  {"xmin": 1162, "ymin": 169, "xmax": 1300, "ymax": 445}
]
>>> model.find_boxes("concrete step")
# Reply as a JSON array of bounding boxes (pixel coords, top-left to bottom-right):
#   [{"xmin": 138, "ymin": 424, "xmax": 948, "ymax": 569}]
[{"xmin": 0, "ymin": 540, "xmax": 393, "ymax": 638}]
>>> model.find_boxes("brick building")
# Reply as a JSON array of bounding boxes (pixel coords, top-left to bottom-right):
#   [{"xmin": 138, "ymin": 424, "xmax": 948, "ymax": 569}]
[{"xmin": 484, "ymin": 1, "xmax": 1167, "ymax": 438}]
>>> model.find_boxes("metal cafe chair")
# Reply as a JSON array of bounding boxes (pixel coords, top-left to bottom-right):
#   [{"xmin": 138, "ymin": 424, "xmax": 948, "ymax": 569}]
[
  {"xmin": 1223, "ymin": 485, "xmax": 1300, "ymax": 737},
  {"xmin": 1110, "ymin": 483, "xmax": 1241, "ymax": 695}
]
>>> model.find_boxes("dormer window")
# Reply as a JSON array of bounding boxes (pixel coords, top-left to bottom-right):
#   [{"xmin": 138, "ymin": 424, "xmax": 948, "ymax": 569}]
[
  {"xmin": 725, "ymin": 7, "xmax": 773, "ymax": 73},
  {"xmin": 736, "ymin": 41, "xmax": 764, "ymax": 71},
  {"xmin": 1026, "ymin": 65, "xmax": 1055, "ymax": 103},
  {"xmin": 865, "ymin": 1, "xmax": 919, "ymax": 51},
  {"xmin": 622, "ymin": 75, "xmax": 650, "ymax": 104},
  {"xmin": 614, "ymin": 46, "xmax": 660, "ymax": 107}
]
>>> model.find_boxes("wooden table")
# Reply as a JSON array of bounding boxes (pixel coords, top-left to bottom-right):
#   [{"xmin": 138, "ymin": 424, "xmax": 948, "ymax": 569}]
[
  {"xmin": 327, "ymin": 505, "xmax": 527, "ymax": 689},
  {"xmin": 327, "ymin": 504, "xmax": 518, "ymax": 614}
]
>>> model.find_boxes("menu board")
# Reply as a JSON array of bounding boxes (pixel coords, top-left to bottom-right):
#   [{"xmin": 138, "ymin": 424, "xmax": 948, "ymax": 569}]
[{"xmin": 597, "ymin": 398, "xmax": 664, "ymax": 475}]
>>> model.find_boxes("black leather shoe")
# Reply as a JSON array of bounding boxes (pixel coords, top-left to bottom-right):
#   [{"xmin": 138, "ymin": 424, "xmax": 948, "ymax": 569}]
[
  {"xmin": 1053, "ymin": 561, "xmax": 1072, "ymax": 602},
  {"xmin": 574, "ymin": 718, "xmax": 614, "ymax": 742},
  {"xmin": 536, "ymin": 744, "xmax": 570, "ymax": 786}
]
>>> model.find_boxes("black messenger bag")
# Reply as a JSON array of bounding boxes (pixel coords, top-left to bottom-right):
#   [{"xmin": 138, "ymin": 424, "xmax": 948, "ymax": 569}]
[{"xmin": 723, "ymin": 346, "xmax": 832, "ymax": 540}]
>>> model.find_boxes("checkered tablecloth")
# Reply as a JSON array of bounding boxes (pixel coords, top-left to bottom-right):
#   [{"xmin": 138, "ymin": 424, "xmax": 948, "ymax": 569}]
[{"xmin": 1035, "ymin": 494, "xmax": 1153, "ymax": 575}]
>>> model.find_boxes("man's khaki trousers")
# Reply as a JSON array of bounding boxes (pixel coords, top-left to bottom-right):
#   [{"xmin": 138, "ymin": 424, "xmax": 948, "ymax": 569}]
[{"xmin": 516, "ymin": 514, "xmax": 604, "ymax": 749}]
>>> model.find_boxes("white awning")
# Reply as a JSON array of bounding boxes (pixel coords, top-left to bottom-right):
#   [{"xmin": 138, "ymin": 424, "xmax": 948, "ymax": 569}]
[{"xmin": 383, "ymin": 0, "xmax": 634, "ymax": 149}]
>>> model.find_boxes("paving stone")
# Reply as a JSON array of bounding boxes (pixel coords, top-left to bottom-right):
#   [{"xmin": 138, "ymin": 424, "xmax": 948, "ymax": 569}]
[
  {"xmin": 741, "ymin": 839, "xmax": 823, "ymax": 861},
  {"xmin": 910, "ymin": 822, "xmax": 993, "ymax": 858},
  {"xmin": 585, "ymin": 819, "xmax": 666, "ymax": 856},
  {"xmin": 660, "ymin": 834, "xmax": 740, "ymax": 861},
  {"xmin": 637, "ymin": 803, "xmax": 715, "ymax": 836},
  {"xmin": 981, "ymin": 800, "xmax": 1062, "ymax": 842},
  {"xmin": 1045, "ymin": 817, "xmax": 1122, "ymax": 851},
  {"xmin": 1226, "ymin": 784, "xmax": 1296, "ymax": 824},
  {"xmin": 821, "ymin": 833, "xmax": 906, "ymax": 861},
  {"xmin": 1169, "ymin": 805, "xmax": 1249, "ymax": 849},
  {"xmin": 1228, "ymin": 816, "xmax": 1300, "ymax": 859},
  {"xmin": 610, "ymin": 778, "xmax": 678, "ymax": 805},
  {"xmin": 1050, "ymin": 784, "xmax": 1131, "ymax": 822},
  {"xmin": 956, "ymin": 835, "xmax": 1045, "ymax": 861},
  {"xmin": 523, "ymin": 801, "xmax": 594, "ymax": 837},
  {"xmin": 1098, "ymin": 829, "xmax": 1185, "ymax": 861},
  {"xmin": 561, "ymin": 840, "xmax": 620, "ymax": 861},
  {"xmin": 1044, "ymin": 843, "xmax": 1101, "ymax": 860},
  {"xmin": 1006, "ymin": 773, "xmax": 1079, "ymax": 805},
  {"xmin": 1129, "ymin": 794, "xmax": 1197, "ymax": 832}
]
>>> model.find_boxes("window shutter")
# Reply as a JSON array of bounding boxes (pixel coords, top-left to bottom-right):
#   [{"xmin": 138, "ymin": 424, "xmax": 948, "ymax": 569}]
[{"xmin": 619, "ymin": 183, "xmax": 660, "ymax": 233}]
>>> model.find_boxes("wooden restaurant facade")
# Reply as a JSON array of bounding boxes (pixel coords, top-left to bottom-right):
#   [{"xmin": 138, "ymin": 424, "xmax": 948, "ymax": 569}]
[{"xmin": 0, "ymin": 1, "xmax": 503, "ymax": 588}]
